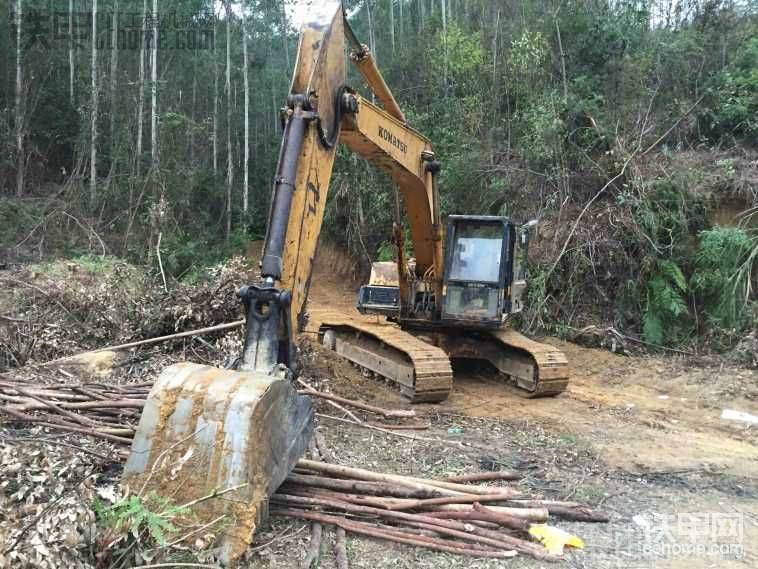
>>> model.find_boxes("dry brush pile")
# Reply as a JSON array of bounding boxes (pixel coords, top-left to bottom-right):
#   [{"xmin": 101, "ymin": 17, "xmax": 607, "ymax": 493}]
[{"xmin": 0, "ymin": 256, "xmax": 254, "ymax": 370}]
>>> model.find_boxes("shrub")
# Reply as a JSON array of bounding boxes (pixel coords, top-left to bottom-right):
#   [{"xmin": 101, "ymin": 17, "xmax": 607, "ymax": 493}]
[
  {"xmin": 702, "ymin": 36, "xmax": 758, "ymax": 142},
  {"xmin": 692, "ymin": 227, "xmax": 754, "ymax": 330},
  {"xmin": 643, "ymin": 260, "xmax": 690, "ymax": 345}
]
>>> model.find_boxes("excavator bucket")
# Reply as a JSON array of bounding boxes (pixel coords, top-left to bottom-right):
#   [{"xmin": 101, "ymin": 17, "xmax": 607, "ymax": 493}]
[{"xmin": 123, "ymin": 362, "xmax": 313, "ymax": 563}]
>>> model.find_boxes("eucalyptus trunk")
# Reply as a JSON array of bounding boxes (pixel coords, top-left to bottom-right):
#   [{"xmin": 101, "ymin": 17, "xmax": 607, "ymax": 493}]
[
  {"xmin": 89, "ymin": 0, "xmax": 98, "ymax": 205},
  {"xmin": 109, "ymin": 1, "xmax": 119, "ymax": 161},
  {"xmin": 213, "ymin": 12, "xmax": 219, "ymax": 175},
  {"xmin": 150, "ymin": 0, "xmax": 158, "ymax": 167},
  {"xmin": 68, "ymin": 0, "xmax": 74, "ymax": 104},
  {"xmin": 135, "ymin": 0, "xmax": 146, "ymax": 179},
  {"xmin": 224, "ymin": 1, "xmax": 234, "ymax": 241},
  {"xmin": 242, "ymin": 11, "xmax": 250, "ymax": 213},
  {"xmin": 14, "ymin": 0, "xmax": 24, "ymax": 197}
]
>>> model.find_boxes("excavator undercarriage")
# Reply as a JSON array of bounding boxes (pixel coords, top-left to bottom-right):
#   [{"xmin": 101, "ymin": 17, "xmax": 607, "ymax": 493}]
[{"xmin": 318, "ymin": 316, "xmax": 569, "ymax": 402}]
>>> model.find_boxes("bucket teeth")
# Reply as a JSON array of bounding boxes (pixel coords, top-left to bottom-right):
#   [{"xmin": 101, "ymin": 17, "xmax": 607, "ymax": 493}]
[{"xmin": 123, "ymin": 362, "xmax": 313, "ymax": 563}]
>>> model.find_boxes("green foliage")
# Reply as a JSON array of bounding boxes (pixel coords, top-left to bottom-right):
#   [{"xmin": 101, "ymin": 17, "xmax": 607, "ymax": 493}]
[
  {"xmin": 702, "ymin": 36, "xmax": 758, "ymax": 142},
  {"xmin": 97, "ymin": 492, "xmax": 189, "ymax": 545},
  {"xmin": 515, "ymin": 91, "xmax": 567, "ymax": 168},
  {"xmin": 431, "ymin": 23, "xmax": 484, "ymax": 95},
  {"xmin": 32, "ymin": 254, "xmax": 126, "ymax": 277},
  {"xmin": 525, "ymin": 264, "xmax": 549, "ymax": 327},
  {"xmin": 0, "ymin": 198, "xmax": 39, "ymax": 246},
  {"xmin": 635, "ymin": 176, "xmax": 708, "ymax": 256},
  {"xmin": 692, "ymin": 227, "xmax": 754, "ymax": 329},
  {"xmin": 159, "ymin": 225, "xmax": 249, "ymax": 280},
  {"xmin": 643, "ymin": 260, "xmax": 690, "ymax": 345}
]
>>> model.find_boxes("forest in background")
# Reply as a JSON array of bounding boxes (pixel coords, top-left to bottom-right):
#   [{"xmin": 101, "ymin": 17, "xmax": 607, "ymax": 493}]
[{"xmin": 0, "ymin": 0, "xmax": 756, "ymax": 351}]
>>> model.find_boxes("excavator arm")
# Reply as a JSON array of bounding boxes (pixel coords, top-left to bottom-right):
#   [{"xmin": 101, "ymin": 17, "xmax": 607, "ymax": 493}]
[{"xmin": 243, "ymin": 4, "xmax": 443, "ymax": 373}]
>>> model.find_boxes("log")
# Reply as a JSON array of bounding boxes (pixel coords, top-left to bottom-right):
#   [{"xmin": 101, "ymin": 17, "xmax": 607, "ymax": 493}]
[
  {"xmin": 366, "ymin": 422, "xmax": 431, "ymax": 430},
  {"xmin": 437, "ymin": 503, "xmax": 548, "ymax": 522},
  {"xmin": 296, "ymin": 460, "xmax": 519, "ymax": 498},
  {"xmin": 334, "ymin": 526, "xmax": 349, "ymax": 569},
  {"xmin": 505, "ymin": 499, "xmax": 583, "ymax": 508},
  {"xmin": 8, "ymin": 399, "xmax": 145, "ymax": 412},
  {"xmin": 282, "ymin": 485, "xmax": 415, "ymax": 510},
  {"xmin": 270, "ymin": 493, "xmax": 553, "ymax": 559},
  {"xmin": 445, "ymin": 471, "xmax": 521, "ymax": 483},
  {"xmin": 469, "ymin": 503, "xmax": 531, "ymax": 531},
  {"xmin": 284, "ymin": 473, "xmax": 445, "ymax": 499},
  {"xmin": 406, "ymin": 477, "xmax": 516, "ymax": 496},
  {"xmin": 272, "ymin": 508, "xmax": 515, "ymax": 559},
  {"xmin": 63, "ymin": 320, "xmax": 246, "ymax": 354},
  {"xmin": 300, "ymin": 522, "xmax": 322, "ymax": 569},
  {"xmin": 12, "ymin": 386, "xmax": 102, "ymax": 427},
  {"xmin": 271, "ymin": 501, "xmax": 515, "ymax": 553},
  {"xmin": 5, "ymin": 417, "xmax": 133, "ymax": 445},
  {"xmin": 386, "ymin": 492, "xmax": 528, "ymax": 511},
  {"xmin": 426, "ymin": 505, "xmax": 530, "ymax": 532},
  {"xmin": 422, "ymin": 511, "xmax": 501, "ymax": 529},
  {"xmin": 297, "ymin": 459, "xmax": 465, "ymax": 497},
  {"xmin": 296, "ymin": 379, "xmax": 415, "ymax": 418},
  {"xmin": 543, "ymin": 505, "xmax": 610, "ymax": 523}
]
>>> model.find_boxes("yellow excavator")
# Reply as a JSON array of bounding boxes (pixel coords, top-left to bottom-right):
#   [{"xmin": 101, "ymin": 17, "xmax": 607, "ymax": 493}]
[{"xmin": 123, "ymin": 4, "xmax": 568, "ymax": 562}]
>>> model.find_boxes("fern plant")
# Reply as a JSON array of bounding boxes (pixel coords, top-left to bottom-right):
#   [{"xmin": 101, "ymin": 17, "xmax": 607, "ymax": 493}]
[
  {"xmin": 643, "ymin": 260, "xmax": 690, "ymax": 345},
  {"xmin": 736, "ymin": 206, "xmax": 758, "ymax": 307},
  {"xmin": 97, "ymin": 492, "xmax": 189, "ymax": 545},
  {"xmin": 691, "ymin": 227, "xmax": 753, "ymax": 331}
]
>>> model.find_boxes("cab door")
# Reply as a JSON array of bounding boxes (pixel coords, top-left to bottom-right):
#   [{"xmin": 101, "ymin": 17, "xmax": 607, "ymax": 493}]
[{"xmin": 441, "ymin": 216, "xmax": 514, "ymax": 326}]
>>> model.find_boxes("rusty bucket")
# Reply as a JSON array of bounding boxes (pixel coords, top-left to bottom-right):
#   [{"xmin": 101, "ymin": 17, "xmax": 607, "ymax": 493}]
[{"xmin": 123, "ymin": 362, "xmax": 312, "ymax": 563}]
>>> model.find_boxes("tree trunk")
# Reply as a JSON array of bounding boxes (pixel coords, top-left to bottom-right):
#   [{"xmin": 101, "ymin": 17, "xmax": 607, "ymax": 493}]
[
  {"xmin": 89, "ymin": 0, "xmax": 98, "ymax": 206},
  {"xmin": 398, "ymin": 0, "xmax": 403, "ymax": 44},
  {"xmin": 420, "ymin": 0, "xmax": 425, "ymax": 31},
  {"xmin": 135, "ymin": 0, "xmax": 146, "ymax": 180},
  {"xmin": 281, "ymin": 0, "xmax": 290, "ymax": 69},
  {"xmin": 150, "ymin": 0, "xmax": 158, "ymax": 167},
  {"xmin": 190, "ymin": 63, "xmax": 197, "ymax": 166},
  {"xmin": 242, "ymin": 11, "xmax": 250, "ymax": 213},
  {"xmin": 441, "ymin": 0, "xmax": 447, "ymax": 90},
  {"xmin": 109, "ymin": 2, "xmax": 119, "ymax": 160},
  {"xmin": 389, "ymin": 0, "xmax": 395, "ymax": 54},
  {"xmin": 367, "ymin": 0, "xmax": 376, "ymax": 77},
  {"xmin": 213, "ymin": 12, "xmax": 219, "ymax": 175},
  {"xmin": 14, "ymin": 0, "xmax": 24, "ymax": 197},
  {"xmin": 225, "ymin": 1, "xmax": 234, "ymax": 241},
  {"xmin": 68, "ymin": 0, "xmax": 74, "ymax": 104},
  {"xmin": 555, "ymin": 16, "xmax": 568, "ymax": 101},
  {"xmin": 492, "ymin": 8, "xmax": 499, "ymax": 85}
]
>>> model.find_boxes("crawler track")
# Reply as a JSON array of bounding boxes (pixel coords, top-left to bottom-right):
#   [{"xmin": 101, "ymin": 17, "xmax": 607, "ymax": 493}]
[
  {"xmin": 319, "ymin": 315, "xmax": 453, "ymax": 402},
  {"xmin": 487, "ymin": 329, "xmax": 569, "ymax": 397},
  {"xmin": 318, "ymin": 315, "xmax": 569, "ymax": 402}
]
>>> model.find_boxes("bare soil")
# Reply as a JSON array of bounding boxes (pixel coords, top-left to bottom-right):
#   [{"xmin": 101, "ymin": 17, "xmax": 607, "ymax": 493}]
[{"xmin": 245, "ymin": 246, "xmax": 758, "ymax": 569}]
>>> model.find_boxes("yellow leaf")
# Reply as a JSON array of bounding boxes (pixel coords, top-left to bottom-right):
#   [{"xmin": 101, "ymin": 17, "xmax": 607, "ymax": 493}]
[{"xmin": 528, "ymin": 523, "xmax": 585, "ymax": 555}]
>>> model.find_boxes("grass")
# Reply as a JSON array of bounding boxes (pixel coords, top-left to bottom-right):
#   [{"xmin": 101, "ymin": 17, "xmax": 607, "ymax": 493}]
[{"xmin": 31, "ymin": 254, "xmax": 126, "ymax": 277}]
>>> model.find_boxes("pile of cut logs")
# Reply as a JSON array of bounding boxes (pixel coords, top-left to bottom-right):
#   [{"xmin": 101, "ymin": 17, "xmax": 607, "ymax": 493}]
[
  {"xmin": 276, "ymin": 459, "xmax": 608, "ymax": 560},
  {"xmin": 0, "ymin": 375, "xmax": 610, "ymax": 560},
  {"xmin": 0, "ymin": 378, "xmax": 147, "ymax": 445}
]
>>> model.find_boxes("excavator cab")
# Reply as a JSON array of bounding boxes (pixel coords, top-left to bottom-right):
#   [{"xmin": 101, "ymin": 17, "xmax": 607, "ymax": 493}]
[{"xmin": 441, "ymin": 216, "xmax": 516, "ymax": 326}]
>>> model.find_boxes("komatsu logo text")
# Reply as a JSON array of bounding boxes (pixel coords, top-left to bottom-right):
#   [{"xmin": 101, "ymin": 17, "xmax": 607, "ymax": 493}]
[{"xmin": 378, "ymin": 126, "xmax": 408, "ymax": 154}]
